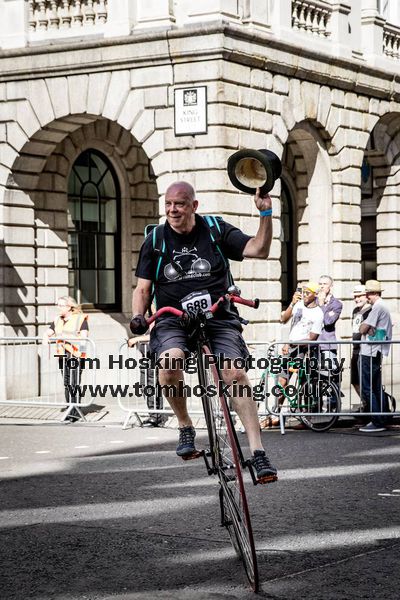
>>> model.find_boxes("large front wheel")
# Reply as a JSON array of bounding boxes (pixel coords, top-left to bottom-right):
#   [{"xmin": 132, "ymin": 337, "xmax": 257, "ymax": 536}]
[{"xmin": 199, "ymin": 346, "xmax": 259, "ymax": 592}]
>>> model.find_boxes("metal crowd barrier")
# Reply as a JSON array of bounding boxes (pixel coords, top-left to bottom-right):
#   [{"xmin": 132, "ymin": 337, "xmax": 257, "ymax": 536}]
[
  {"xmin": 116, "ymin": 337, "xmax": 400, "ymax": 433},
  {"xmin": 250, "ymin": 339, "xmax": 400, "ymax": 434},
  {"xmin": 0, "ymin": 336, "xmax": 97, "ymax": 422},
  {"xmin": 117, "ymin": 340, "xmax": 205, "ymax": 429}
]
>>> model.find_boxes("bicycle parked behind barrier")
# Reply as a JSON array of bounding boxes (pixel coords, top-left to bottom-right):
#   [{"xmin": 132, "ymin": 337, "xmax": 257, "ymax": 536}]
[
  {"xmin": 145, "ymin": 289, "xmax": 278, "ymax": 593},
  {"xmin": 258, "ymin": 347, "xmax": 341, "ymax": 432}
]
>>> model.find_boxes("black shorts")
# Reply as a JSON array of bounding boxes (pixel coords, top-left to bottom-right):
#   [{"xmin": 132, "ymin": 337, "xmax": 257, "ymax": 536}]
[
  {"xmin": 149, "ymin": 316, "xmax": 249, "ymax": 362},
  {"xmin": 351, "ymin": 352, "xmax": 360, "ymax": 386}
]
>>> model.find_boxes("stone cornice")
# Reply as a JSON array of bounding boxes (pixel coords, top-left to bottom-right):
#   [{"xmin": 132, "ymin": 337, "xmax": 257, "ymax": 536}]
[{"xmin": 0, "ymin": 20, "xmax": 398, "ymax": 101}]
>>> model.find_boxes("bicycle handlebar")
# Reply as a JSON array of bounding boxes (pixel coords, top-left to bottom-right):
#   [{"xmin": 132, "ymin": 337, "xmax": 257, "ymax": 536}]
[{"xmin": 146, "ymin": 293, "xmax": 259, "ymax": 326}]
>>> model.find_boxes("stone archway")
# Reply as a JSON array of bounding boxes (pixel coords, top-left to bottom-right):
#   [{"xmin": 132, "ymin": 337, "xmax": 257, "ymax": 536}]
[
  {"xmin": 282, "ymin": 120, "xmax": 333, "ymax": 284},
  {"xmin": 363, "ymin": 112, "xmax": 400, "ymax": 307},
  {"xmin": 3, "ymin": 114, "xmax": 159, "ymax": 336}
]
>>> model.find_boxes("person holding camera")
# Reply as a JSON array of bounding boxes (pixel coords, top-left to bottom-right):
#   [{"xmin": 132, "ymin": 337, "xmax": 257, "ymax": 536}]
[{"xmin": 260, "ymin": 282, "xmax": 324, "ymax": 428}]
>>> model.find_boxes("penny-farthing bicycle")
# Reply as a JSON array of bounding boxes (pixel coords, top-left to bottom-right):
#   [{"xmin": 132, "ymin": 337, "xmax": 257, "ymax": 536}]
[{"xmin": 147, "ymin": 289, "xmax": 277, "ymax": 593}]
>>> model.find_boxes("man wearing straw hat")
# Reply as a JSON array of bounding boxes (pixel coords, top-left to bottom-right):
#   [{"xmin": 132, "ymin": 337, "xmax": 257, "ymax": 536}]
[
  {"xmin": 358, "ymin": 280, "xmax": 393, "ymax": 433},
  {"xmin": 351, "ymin": 284, "xmax": 371, "ymax": 404}
]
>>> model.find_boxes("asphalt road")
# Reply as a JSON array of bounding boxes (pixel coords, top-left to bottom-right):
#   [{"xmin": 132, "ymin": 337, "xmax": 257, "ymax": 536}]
[{"xmin": 0, "ymin": 422, "xmax": 399, "ymax": 600}]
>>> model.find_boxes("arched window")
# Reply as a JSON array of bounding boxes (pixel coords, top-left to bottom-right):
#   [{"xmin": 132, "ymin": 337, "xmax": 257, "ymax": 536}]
[
  {"xmin": 68, "ymin": 149, "xmax": 120, "ymax": 310},
  {"xmin": 280, "ymin": 180, "xmax": 296, "ymax": 308}
]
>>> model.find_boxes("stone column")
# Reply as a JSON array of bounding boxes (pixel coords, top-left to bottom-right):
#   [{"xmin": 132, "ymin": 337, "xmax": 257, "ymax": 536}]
[
  {"xmin": 269, "ymin": 0, "xmax": 292, "ymax": 34},
  {"xmin": 135, "ymin": 0, "xmax": 176, "ymax": 28},
  {"xmin": 242, "ymin": 0, "xmax": 271, "ymax": 29},
  {"xmin": 382, "ymin": 0, "xmax": 400, "ymax": 25},
  {"xmin": 377, "ymin": 181, "xmax": 400, "ymax": 309},
  {"xmin": 187, "ymin": 0, "xmax": 240, "ymax": 22},
  {"xmin": 361, "ymin": 0, "xmax": 385, "ymax": 57},
  {"xmin": 0, "ymin": 0, "xmax": 29, "ymax": 49},
  {"xmin": 330, "ymin": 3, "xmax": 352, "ymax": 57},
  {"xmin": 105, "ymin": 0, "xmax": 136, "ymax": 37}
]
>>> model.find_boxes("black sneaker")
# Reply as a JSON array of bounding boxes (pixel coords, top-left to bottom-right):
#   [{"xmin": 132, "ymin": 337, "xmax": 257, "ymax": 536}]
[
  {"xmin": 252, "ymin": 450, "xmax": 278, "ymax": 480},
  {"xmin": 176, "ymin": 426, "xmax": 196, "ymax": 456},
  {"xmin": 142, "ymin": 416, "xmax": 160, "ymax": 428},
  {"xmin": 143, "ymin": 414, "xmax": 168, "ymax": 428}
]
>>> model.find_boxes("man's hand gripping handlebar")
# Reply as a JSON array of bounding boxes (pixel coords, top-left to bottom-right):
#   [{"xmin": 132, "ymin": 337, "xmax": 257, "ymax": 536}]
[{"xmin": 144, "ymin": 289, "xmax": 260, "ymax": 327}]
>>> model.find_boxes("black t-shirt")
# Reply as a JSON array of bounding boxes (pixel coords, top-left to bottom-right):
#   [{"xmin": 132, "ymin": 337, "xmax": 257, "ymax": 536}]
[
  {"xmin": 352, "ymin": 305, "xmax": 371, "ymax": 351},
  {"xmin": 135, "ymin": 214, "xmax": 251, "ymax": 314}
]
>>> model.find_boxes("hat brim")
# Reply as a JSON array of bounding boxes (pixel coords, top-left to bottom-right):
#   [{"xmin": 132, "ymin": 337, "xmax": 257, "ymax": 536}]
[{"xmin": 227, "ymin": 149, "xmax": 282, "ymax": 195}]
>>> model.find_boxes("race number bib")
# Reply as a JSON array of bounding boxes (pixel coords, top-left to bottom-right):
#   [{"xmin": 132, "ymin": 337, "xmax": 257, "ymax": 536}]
[{"xmin": 181, "ymin": 290, "xmax": 212, "ymax": 312}]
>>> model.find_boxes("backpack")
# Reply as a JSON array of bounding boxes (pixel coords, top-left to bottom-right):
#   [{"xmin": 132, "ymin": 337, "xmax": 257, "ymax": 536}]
[{"xmin": 144, "ymin": 216, "xmax": 234, "ymax": 304}]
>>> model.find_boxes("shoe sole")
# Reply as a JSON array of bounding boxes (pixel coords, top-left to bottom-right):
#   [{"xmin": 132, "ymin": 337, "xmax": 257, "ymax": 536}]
[
  {"xmin": 179, "ymin": 450, "xmax": 203, "ymax": 461},
  {"xmin": 359, "ymin": 428, "xmax": 386, "ymax": 433},
  {"xmin": 257, "ymin": 474, "xmax": 278, "ymax": 484}
]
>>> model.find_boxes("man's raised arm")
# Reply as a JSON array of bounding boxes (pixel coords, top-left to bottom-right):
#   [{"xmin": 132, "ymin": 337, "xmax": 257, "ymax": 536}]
[{"xmin": 242, "ymin": 189, "xmax": 273, "ymax": 259}]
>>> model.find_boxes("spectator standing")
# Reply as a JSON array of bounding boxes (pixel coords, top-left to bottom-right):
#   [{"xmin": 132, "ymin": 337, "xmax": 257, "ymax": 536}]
[
  {"xmin": 42, "ymin": 296, "xmax": 88, "ymax": 422},
  {"xmin": 260, "ymin": 282, "xmax": 324, "ymax": 428},
  {"xmin": 359, "ymin": 280, "xmax": 393, "ymax": 433},
  {"xmin": 350, "ymin": 284, "xmax": 371, "ymax": 402},
  {"xmin": 317, "ymin": 275, "xmax": 343, "ymax": 353}
]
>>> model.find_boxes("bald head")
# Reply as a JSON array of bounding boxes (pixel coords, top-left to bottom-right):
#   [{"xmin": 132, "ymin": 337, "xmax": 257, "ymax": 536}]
[{"xmin": 165, "ymin": 181, "xmax": 195, "ymax": 202}]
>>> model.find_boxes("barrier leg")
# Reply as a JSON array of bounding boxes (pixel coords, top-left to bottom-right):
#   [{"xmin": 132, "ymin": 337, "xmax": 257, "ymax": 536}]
[
  {"xmin": 61, "ymin": 404, "xmax": 86, "ymax": 423},
  {"xmin": 279, "ymin": 412, "xmax": 286, "ymax": 435},
  {"xmin": 122, "ymin": 411, "xmax": 141, "ymax": 430}
]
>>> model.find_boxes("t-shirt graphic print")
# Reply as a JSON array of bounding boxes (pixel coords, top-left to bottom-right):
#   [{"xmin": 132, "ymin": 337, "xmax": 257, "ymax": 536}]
[{"xmin": 164, "ymin": 246, "xmax": 211, "ymax": 281}]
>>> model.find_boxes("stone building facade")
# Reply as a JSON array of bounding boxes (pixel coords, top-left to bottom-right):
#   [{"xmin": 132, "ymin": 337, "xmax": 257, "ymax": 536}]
[{"xmin": 1, "ymin": 0, "xmax": 400, "ymax": 357}]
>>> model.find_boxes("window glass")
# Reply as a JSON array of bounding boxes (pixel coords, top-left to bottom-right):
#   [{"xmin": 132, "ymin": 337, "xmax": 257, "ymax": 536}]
[
  {"xmin": 98, "ymin": 271, "xmax": 116, "ymax": 304},
  {"xmin": 67, "ymin": 149, "xmax": 120, "ymax": 309},
  {"xmin": 361, "ymin": 161, "xmax": 377, "ymax": 281},
  {"xmin": 280, "ymin": 181, "xmax": 296, "ymax": 309}
]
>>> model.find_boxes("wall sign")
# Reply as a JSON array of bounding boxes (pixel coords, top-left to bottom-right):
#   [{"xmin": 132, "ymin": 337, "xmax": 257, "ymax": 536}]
[{"xmin": 174, "ymin": 86, "xmax": 208, "ymax": 136}]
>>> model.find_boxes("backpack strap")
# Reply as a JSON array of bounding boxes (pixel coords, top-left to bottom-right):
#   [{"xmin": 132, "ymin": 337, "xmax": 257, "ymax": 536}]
[
  {"xmin": 152, "ymin": 225, "xmax": 165, "ymax": 282},
  {"xmin": 203, "ymin": 215, "xmax": 234, "ymax": 286},
  {"xmin": 204, "ymin": 215, "xmax": 225, "ymax": 264}
]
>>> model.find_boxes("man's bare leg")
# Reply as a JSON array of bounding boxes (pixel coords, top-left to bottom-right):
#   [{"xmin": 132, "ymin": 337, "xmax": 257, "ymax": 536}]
[
  {"xmin": 220, "ymin": 366, "xmax": 277, "ymax": 479},
  {"xmin": 221, "ymin": 366, "xmax": 264, "ymax": 453},
  {"xmin": 157, "ymin": 348, "xmax": 191, "ymax": 427}
]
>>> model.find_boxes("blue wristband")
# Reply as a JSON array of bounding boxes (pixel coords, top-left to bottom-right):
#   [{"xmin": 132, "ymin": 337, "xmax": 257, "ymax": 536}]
[{"xmin": 259, "ymin": 209, "xmax": 272, "ymax": 217}]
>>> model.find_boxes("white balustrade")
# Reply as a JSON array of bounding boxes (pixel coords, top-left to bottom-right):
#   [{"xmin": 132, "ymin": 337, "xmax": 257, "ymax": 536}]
[
  {"xmin": 28, "ymin": 0, "xmax": 108, "ymax": 33},
  {"xmin": 383, "ymin": 23, "xmax": 400, "ymax": 59},
  {"xmin": 291, "ymin": 0, "xmax": 331, "ymax": 38},
  {"xmin": 1, "ymin": 0, "xmax": 400, "ymax": 66}
]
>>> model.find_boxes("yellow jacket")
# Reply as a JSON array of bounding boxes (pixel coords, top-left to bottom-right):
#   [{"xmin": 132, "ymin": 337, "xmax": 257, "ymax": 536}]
[{"xmin": 54, "ymin": 313, "xmax": 88, "ymax": 357}]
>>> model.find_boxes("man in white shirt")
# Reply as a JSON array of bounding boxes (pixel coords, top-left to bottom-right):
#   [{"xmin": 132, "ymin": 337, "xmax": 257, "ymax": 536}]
[
  {"xmin": 286, "ymin": 283, "xmax": 324, "ymax": 345},
  {"xmin": 260, "ymin": 282, "xmax": 324, "ymax": 427},
  {"xmin": 358, "ymin": 279, "xmax": 393, "ymax": 433}
]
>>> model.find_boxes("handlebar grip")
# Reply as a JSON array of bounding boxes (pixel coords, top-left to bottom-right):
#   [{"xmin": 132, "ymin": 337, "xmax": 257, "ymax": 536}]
[
  {"xmin": 146, "ymin": 306, "xmax": 184, "ymax": 325},
  {"xmin": 231, "ymin": 295, "xmax": 259, "ymax": 309},
  {"xmin": 146, "ymin": 314, "xmax": 156, "ymax": 326}
]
